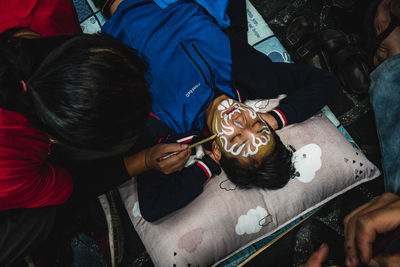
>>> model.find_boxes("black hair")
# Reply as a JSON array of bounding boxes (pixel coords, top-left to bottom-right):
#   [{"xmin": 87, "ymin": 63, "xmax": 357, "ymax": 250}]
[
  {"xmin": 219, "ymin": 131, "xmax": 294, "ymax": 189},
  {"xmin": 0, "ymin": 30, "xmax": 151, "ymax": 159},
  {"xmin": 0, "ymin": 27, "xmax": 74, "ymax": 110}
]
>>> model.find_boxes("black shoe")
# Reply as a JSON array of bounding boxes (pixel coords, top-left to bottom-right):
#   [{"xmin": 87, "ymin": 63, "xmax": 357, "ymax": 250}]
[
  {"xmin": 285, "ymin": 16, "xmax": 321, "ymax": 63},
  {"xmin": 98, "ymin": 189, "xmax": 125, "ymax": 267},
  {"xmin": 320, "ymin": 29, "xmax": 370, "ymax": 95}
]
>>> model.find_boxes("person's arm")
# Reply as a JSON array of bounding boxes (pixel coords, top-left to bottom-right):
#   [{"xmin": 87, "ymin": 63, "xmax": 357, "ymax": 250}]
[
  {"xmin": 137, "ymin": 155, "xmax": 220, "ymax": 222},
  {"xmin": 343, "ymin": 192, "xmax": 400, "ymax": 267},
  {"xmin": 192, "ymin": 25, "xmax": 339, "ymax": 131},
  {"xmin": 232, "ymin": 52, "xmax": 340, "ymax": 129},
  {"xmin": 255, "ymin": 62, "xmax": 340, "ymax": 129},
  {"xmin": 65, "ymin": 143, "xmax": 191, "ymax": 201},
  {"xmin": 210, "ymin": 31, "xmax": 339, "ymax": 129},
  {"xmin": 65, "ymin": 117, "xmax": 192, "ymax": 199},
  {"xmin": 0, "ymin": 162, "xmax": 73, "ymax": 210}
]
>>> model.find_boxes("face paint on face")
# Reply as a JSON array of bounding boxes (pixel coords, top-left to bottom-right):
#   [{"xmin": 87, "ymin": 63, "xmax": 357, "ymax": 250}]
[{"xmin": 211, "ymin": 99, "xmax": 275, "ymax": 160}]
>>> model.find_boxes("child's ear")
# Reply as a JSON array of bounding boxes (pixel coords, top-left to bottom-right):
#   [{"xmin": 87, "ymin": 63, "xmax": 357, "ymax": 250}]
[{"xmin": 211, "ymin": 140, "xmax": 221, "ymax": 161}]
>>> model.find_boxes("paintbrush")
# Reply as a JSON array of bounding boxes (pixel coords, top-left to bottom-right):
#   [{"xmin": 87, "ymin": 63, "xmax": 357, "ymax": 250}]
[{"xmin": 156, "ymin": 134, "xmax": 217, "ymax": 162}]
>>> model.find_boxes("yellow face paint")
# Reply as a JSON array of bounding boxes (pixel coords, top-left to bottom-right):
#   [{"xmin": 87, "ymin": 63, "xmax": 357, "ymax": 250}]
[{"xmin": 211, "ymin": 99, "xmax": 275, "ymax": 161}]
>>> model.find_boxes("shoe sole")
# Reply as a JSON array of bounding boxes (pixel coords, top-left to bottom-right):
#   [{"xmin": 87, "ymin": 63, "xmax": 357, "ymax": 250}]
[{"xmin": 98, "ymin": 189, "xmax": 125, "ymax": 267}]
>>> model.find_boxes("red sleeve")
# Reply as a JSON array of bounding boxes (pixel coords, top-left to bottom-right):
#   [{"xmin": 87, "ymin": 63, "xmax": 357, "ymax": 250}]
[
  {"xmin": 0, "ymin": 0, "xmax": 82, "ymax": 36},
  {"xmin": 0, "ymin": 108, "xmax": 73, "ymax": 210}
]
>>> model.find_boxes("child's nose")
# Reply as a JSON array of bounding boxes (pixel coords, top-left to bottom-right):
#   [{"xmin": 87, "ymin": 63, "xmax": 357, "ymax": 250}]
[{"xmin": 233, "ymin": 115, "xmax": 246, "ymax": 128}]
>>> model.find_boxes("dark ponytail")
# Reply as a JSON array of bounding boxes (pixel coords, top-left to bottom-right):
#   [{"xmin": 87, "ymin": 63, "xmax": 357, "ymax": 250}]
[
  {"xmin": 0, "ymin": 30, "xmax": 151, "ymax": 158},
  {"xmin": 0, "ymin": 27, "xmax": 73, "ymax": 111}
]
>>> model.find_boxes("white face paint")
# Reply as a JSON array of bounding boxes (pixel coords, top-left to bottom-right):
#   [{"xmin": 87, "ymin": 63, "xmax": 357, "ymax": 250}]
[{"xmin": 212, "ymin": 99, "xmax": 274, "ymax": 158}]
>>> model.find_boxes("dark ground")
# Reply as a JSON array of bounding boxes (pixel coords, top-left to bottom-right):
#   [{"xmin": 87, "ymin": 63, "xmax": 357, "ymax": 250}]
[
  {"xmin": 244, "ymin": 0, "xmax": 385, "ymax": 265},
  {"xmin": 119, "ymin": 0, "xmax": 385, "ymax": 266}
]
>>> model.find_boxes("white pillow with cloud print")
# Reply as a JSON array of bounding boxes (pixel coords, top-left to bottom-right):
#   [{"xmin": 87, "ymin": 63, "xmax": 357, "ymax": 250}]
[{"xmin": 118, "ymin": 98, "xmax": 380, "ymax": 266}]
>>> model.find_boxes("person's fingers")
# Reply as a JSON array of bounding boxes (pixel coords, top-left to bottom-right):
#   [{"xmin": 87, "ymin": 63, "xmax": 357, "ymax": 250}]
[
  {"xmin": 158, "ymin": 148, "xmax": 191, "ymax": 174},
  {"xmin": 299, "ymin": 243, "xmax": 329, "ymax": 267},
  {"xmin": 308, "ymin": 243, "xmax": 329, "ymax": 267},
  {"xmin": 356, "ymin": 201, "xmax": 400, "ymax": 264},
  {"xmin": 344, "ymin": 194, "xmax": 398, "ymax": 266},
  {"xmin": 344, "ymin": 200, "xmax": 378, "ymax": 266},
  {"xmin": 354, "ymin": 211, "xmax": 380, "ymax": 264},
  {"xmin": 344, "ymin": 195, "xmax": 398, "ymax": 236},
  {"xmin": 159, "ymin": 143, "xmax": 189, "ymax": 155},
  {"xmin": 168, "ymin": 148, "xmax": 191, "ymax": 164},
  {"xmin": 171, "ymin": 148, "xmax": 191, "ymax": 167},
  {"xmin": 344, "ymin": 194, "xmax": 400, "ymax": 266},
  {"xmin": 371, "ymin": 253, "xmax": 400, "ymax": 267},
  {"xmin": 344, "ymin": 197, "xmax": 377, "ymax": 226}
]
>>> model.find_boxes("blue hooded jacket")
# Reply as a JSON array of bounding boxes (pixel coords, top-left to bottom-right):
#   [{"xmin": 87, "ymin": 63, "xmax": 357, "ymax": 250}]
[
  {"xmin": 103, "ymin": 0, "xmax": 236, "ymax": 134},
  {"xmin": 102, "ymin": 0, "xmax": 340, "ymax": 222}
]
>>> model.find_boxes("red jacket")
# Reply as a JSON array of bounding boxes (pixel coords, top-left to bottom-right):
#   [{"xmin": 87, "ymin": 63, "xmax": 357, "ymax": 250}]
[
  {"xmin": 0, "ymin": 0, "xmax": 81, "ymax": 209},
  {"xmin": 0, "ymin": 0, "xmax": 81, "ymax": 37},
  {"xmin": 0, "ymin": 109, "xmax": 73, "ymax": 209}
]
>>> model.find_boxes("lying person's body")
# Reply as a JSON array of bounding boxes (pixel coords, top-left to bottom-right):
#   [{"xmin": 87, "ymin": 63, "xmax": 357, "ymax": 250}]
[
  {"xmin": 134, "ymin": 94, "xmax": 307, "ymax": 222},
  {"xmin": 97, "ymin": 0, "xmax": 340, "ymax": 221}
]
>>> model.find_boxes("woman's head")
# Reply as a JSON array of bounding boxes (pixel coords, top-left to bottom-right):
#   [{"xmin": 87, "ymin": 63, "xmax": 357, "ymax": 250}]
[{"xmin": 0, "ymin": 31, "xmax": 151, "ymax": 157}]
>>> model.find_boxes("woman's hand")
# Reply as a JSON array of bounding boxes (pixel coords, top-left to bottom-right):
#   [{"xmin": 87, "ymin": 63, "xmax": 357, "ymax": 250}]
[
  {"xmin": 124, "ymin": 143, "xmax": 191, "ymax": 177},
  {"xmin": 146, "ymin": 143, "xmax": 191, "ymax": 174}
]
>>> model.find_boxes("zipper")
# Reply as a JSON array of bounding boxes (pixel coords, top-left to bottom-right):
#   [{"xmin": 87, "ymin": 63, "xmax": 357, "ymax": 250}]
[
  {"xmin": 180, "ymin": 42, "xmax": 211, "ymax": 87},
  {"xmin": 192, "ymin": 44, "xmax": 216, "ymax": 89}
]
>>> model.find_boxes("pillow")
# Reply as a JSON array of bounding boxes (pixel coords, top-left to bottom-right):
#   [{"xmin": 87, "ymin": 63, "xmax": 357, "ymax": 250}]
[{"xmin": 118, "ymin": 97, "xmax": 380, "ymax": 265}]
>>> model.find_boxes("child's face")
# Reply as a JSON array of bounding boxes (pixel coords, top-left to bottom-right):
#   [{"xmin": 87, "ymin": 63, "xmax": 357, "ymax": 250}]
[{"xmin": 211, "ymin": 99, "xmax": 275, "ymax": 165}]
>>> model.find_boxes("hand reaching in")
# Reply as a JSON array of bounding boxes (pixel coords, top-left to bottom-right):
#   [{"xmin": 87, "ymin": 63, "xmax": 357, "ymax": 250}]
[
  {"xmin": 343, "ymin": 192, "xmax": 400, "ymax": 267},
  {"xmin": 299, "ymin": 243, "xmax": 329, "ymax": 267}
]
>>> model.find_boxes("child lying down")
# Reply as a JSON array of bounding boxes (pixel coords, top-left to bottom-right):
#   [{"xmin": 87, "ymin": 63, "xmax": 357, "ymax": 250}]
[
  {"xmin": 133, "ymin": 93, "xmax": 334, "ymax": 222},
  {"xmin": 95, "ymin": 0, "xmax": 339, "ymax": 221}
]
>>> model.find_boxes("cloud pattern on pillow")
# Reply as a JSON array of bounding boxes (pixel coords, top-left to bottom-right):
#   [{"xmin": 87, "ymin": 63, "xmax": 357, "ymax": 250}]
[
  {"xmin": 292, "ymin": 144, "xmax": 323, "ymax": 183},
  {"xmin": 235, "ymin": 206, "xmax": 272, "ymax": 235},
  {"xmin": 219, "ymin": 179, "xmax": 238, "ymax": 191}
]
